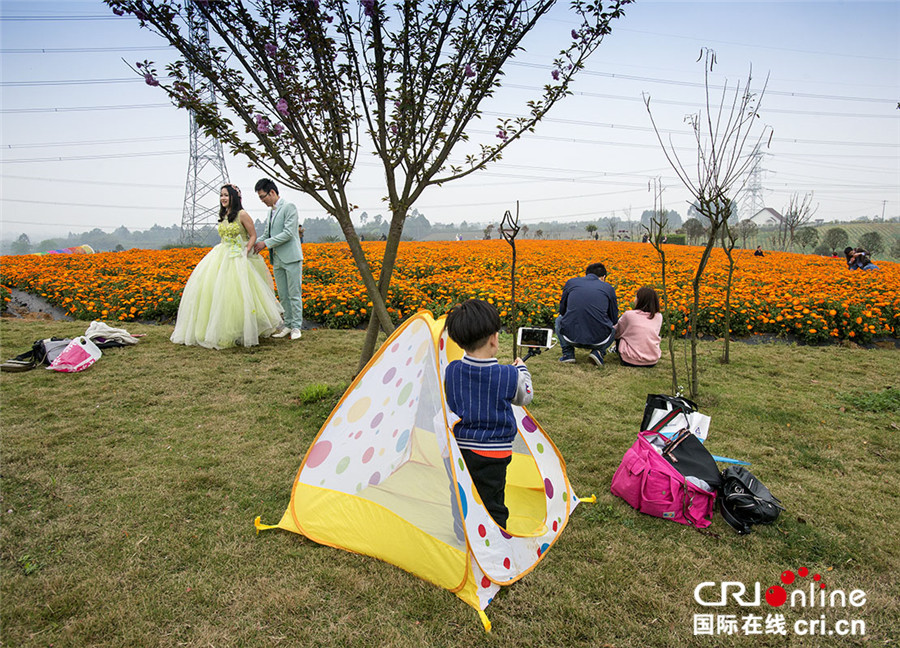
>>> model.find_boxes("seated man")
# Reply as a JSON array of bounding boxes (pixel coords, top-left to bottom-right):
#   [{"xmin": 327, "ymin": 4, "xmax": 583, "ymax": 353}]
[{"xmin": 555, "ymin": 262, "xmax": 619, "ymax": 366}]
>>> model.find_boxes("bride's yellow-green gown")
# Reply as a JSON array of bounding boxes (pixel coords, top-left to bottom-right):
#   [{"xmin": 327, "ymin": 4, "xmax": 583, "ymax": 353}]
[{"xmin": 170, "ymin": 219, "xmax": 283, "ymax": 349}]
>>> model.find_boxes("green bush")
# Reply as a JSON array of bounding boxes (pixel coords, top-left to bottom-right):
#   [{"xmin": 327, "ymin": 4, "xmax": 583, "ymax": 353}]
[{"xmin": 665, "ymin": 234, "xmax": 686, "ymax": 245}]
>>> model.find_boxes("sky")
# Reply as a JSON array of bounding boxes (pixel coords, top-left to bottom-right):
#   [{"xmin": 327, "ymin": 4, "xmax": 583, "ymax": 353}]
[{"xmin": 1, "ymin": 0, "xmax": 898, "ymax": 242}]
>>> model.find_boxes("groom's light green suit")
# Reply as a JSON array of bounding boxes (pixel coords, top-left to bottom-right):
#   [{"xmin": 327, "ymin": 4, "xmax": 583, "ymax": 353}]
[{"xmin": 262, "ymin": 197, "xmax": 303, "ymax": 329}]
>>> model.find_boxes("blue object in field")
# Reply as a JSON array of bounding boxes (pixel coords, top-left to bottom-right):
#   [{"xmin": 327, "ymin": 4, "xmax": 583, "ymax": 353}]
[{"xmin": 712, "ymin": 455, "xmax": 751, "ymax": 466}]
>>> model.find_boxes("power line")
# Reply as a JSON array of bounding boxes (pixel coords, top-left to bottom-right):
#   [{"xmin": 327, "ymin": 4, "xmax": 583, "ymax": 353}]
[
  {"xmin": 1, "ymin": 78, "xmax": 144, "ymax": 87},
  {"xmin": 1, "ymin": 220, "xmax": 169, "ymax": 232},
  {"xmin": 0, "ymin": 15, "xmax": 122, "ymax": 21},
  {"xmin": 2, "ymin": 199, "xmax": 177, "ymax": 211},
  {"xmin": 509, "ymin": 61, "xmax": 898, "ymax": 104},
  {"xmin": 0, "ymin": 46, "xmax": 172, "ymax": 53},
  {"xmin": 0, "ymin": 174, "xmax": 181, "ymax": 189},
  {"xmin": 611, "ymin": 27, "xmax": 899, "ymax": 64},
  {"xmin": 4, "ymin": 136, "xmax": 185, "ymax": 150},
  {"xmin": 505, "ymin": 84, "xmax": 900, "ymax": 120},
  {"xmin": 1, "ymin": 103, "xmax": 171, "ymax": 114},
  {"xmin": 1, "ymin": 150, "xmax": 186, "ymax": 164}
]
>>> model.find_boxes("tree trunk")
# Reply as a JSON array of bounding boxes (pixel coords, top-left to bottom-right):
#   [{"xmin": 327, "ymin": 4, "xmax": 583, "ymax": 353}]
[
  {"xmin": 722, "ymin": 246, "xmax": 735, "ymax": 364},
  {"xmin": 660, "ymin": 249, "xmax": 677, "ymax": 395},
  {"xmin": 689, "ymin": 226, "xmax": 720, "ymax": 397},
  {"xmin": 356, "ymin": 209, "xmax": 407, "ymax": 373},
  {"xmin": 331, "ymin": 211, "xmax": 395, "ymax": 349}
]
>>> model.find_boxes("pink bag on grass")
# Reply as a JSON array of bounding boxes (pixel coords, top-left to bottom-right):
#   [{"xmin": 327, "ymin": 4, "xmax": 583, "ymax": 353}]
[
  {"xmin": 47, "ymin": 336, "xmax": 102, "ymax": 373},
  {"xmin": 610, "ymin": 430, "xmax": 717, "ymax": 529}
]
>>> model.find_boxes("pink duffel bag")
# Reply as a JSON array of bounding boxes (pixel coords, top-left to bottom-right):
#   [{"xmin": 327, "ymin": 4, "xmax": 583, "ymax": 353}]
[{"xmin": 610, "ymin": 430, "xmax": 717, "ymax": 529}]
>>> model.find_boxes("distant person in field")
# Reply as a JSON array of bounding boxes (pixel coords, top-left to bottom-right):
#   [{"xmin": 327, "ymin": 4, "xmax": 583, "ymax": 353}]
[
  {"xmin": 444, "ymin": 299, "xmax": 533, "ymax": 529},
  {"xmin": 843, "ymin": 246, "xmax": 879, "ymax": 271},
  {"xmin": 171, "ymin": 184, "xmax": 283, "ymax": 349},
  {"xmin": 555, "ymin": 262, "xmax": 619, "ymax": 366},
  {"xmin": 613, "ymin": 286, "xmax": 662, "ymax": 367},
  {"xmin": 254, "ymin": 178, "xmax": 304, "ymax": 340},
  {"xmin": 754, "ymin": 246, "xmax": 764, "ymax": 257}
]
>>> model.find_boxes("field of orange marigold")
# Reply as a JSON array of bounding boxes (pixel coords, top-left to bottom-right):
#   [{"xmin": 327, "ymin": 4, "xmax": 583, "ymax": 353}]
[{"xmin": 1, "ymin": 240, "xmax": 897, "ymax": 344}]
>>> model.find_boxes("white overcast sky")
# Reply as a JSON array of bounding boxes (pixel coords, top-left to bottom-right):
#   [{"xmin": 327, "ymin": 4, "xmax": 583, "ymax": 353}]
[{"xmin": 1, "ymin": 0, "xmax": 898, "ymax": 240}]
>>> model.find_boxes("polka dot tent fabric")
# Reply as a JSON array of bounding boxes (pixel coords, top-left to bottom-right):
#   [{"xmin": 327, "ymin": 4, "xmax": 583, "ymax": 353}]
[{"xmin": 257, "ymin": 311, "xmax": 582, "ymax": 629}]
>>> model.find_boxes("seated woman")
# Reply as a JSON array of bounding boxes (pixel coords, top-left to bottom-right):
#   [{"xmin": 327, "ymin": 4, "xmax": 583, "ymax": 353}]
[
  {"xmin": 614, "ymin": 286, "xmax": 662, "ymax": 367},
  {"xmin": 844, "ymin": 247, "xmax": 879, "ymax": 271}
]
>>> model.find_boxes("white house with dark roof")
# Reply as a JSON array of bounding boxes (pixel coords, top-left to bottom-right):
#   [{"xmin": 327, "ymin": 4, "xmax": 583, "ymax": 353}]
[{"xmin": 749, "ymin": 208, "xmax": 783, "ymax": 226}]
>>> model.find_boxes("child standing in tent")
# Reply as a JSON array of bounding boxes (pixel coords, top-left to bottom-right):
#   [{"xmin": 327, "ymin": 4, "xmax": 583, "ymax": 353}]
[{"xmin": 444, "ymin": 299, "xmax": 533, "ymax": 528}]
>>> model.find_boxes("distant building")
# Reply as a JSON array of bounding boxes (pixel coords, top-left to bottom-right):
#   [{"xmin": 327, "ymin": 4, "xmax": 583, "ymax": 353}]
[{"xmin": 750, "ymin": 208, "xmax": 783, "ymax": 226}]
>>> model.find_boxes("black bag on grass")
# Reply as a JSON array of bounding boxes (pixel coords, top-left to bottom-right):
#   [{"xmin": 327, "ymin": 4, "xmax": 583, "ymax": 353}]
[{"xmin": 719, "ymin": 466, "xmax": 784, "ymax": 535}]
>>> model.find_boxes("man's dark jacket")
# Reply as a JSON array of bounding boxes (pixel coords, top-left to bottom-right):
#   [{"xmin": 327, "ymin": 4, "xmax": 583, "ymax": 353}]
[{"xmin": 558, "ymin": 274, "xmax": 619, "ymax": 346}]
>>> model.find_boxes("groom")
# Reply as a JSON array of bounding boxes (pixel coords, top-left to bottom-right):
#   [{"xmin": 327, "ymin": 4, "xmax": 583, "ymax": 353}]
[{"xmin": 254, "ymin": 178, "xmax": 303, "ymax": 340}]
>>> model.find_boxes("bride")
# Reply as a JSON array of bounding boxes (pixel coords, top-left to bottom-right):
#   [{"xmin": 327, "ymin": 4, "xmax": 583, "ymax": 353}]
[{"xmin": 170, "ymin": 184, "xmax": 284, "ymax": 349}]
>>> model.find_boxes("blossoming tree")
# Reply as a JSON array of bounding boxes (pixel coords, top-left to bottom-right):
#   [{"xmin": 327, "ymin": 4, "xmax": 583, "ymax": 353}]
[{"xmin": 105, "ymin": 0, "xmax": 632, "ymax": 369}]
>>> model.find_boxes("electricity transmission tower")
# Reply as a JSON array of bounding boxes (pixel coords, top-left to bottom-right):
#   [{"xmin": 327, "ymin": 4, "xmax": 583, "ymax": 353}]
[
  {"xmin": 740, "ymin": 147, "xmax": 767, "ymax": 222},
  {"xmin": 180, "ymin": 1, "xmax": 229, "ymax": 245}
]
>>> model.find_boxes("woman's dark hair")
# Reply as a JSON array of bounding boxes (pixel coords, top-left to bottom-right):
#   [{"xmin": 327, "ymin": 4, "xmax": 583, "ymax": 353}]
[
  {"xmin": 634, "ymin": 286, "xmax": 660, "ymax": 318},
  {"xmin": 844, "ymin": 246, "xmax": 854, "ymax": 259},
  {"xmin": 443, "ymin": 299, "xmax": 502, "ymax": 352},
  {"xmin": 219, "ymin": 185, "xmax": 243, "ymax": 223}
]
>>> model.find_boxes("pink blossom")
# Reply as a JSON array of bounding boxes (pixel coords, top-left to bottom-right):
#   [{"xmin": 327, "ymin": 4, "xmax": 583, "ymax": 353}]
[
  {"xmin": 276, "ymin": 98, "xmax": 289, "ymax": 117},
  {"xmin": 273, "ymin": 123, "xmax": 284, "ymax": 135},
  {"xmin": 571, "ymin": 29, "xmax": 579, "ymax": 39},
  {"xmin": 143, "ymin": 73, "xmax": 160, "ymax": 87},
  {"xmin": 551, "ymin": 69, "xmax": 560, "ymax": 81},
  {"xmin": 496, "ymin": 130, "xmax": 508, "ymax": 141},
  {"xmin": 255, "ymin": 114, "xmax": 271, "ymax": 134},
  {"xmin": 265, "ymin": 43, "xmax": 277, "ymax": 56},
  {"xmin": 464, "ymin": 64, "xmax": 475, "ymax": 78},
  {"xmin": 361, "ymin": 0, "xmax": 376, "ymax": 18}
]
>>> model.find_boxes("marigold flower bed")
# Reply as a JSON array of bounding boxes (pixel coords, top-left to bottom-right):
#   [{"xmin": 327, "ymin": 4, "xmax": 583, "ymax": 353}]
[{"xmin": 2, "ymin": 240, "xmax": 897, "ymax": 344}]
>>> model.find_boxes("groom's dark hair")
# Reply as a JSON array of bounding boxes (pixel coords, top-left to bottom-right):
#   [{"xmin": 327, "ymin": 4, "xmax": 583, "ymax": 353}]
[{"xmin": 255, "ymin": 178, "xmax": 279, "ymax": 195}]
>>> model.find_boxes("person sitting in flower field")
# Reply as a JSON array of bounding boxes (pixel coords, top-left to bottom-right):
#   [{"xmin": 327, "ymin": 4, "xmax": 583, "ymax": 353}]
[
  {"xmin": 844, "ymin": 246, "xmax": 879, "ymax": 271},
  {"xmin": 171, "ymin": 184, "xmax": 284, "ymax": 349},
  {"xmin": 613, "ymin": 286, "xmax": 662, "ymax": 367},
  {"xmin": 555, "ymin": 262, "xmax": 619, "ymax": 366}
]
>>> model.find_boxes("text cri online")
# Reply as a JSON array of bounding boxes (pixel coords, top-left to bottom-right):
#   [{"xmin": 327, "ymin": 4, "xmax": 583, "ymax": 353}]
[{"xmin": 693, "ymin": 614, "xmax": 866, "ymax": 637}]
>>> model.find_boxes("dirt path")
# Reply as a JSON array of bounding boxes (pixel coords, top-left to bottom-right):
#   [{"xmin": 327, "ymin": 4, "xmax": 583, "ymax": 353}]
[{"xmin": 3, "ymin": 290, "xmax": 72, "ymax": 322}]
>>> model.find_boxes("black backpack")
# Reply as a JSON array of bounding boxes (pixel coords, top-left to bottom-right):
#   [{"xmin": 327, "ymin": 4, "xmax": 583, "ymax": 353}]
[{"xmin": 719, "ymin": 466, "xmax": 784, "ymax": 535}]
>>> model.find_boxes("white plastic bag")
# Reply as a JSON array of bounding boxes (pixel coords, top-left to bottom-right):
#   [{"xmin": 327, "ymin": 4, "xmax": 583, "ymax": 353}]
[{"xmin": 47, "ymin": 336, "xmax": 102, "ymax": 373}]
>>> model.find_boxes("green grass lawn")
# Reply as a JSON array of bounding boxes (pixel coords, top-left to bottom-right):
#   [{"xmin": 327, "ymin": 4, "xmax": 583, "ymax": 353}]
[{"xmin": 1, "ymin": 319, "xmax": 898, "ymax": 647}]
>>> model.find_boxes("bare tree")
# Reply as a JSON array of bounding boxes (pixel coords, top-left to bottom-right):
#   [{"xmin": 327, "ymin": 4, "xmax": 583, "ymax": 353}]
[
  {"xmin": 644, "ymin": 49, "xmax": 771, "ymax": 397},
  {"xmin": 736, "ymin": 218, "xmax": 757, "ymax": 248},
  {"xmin": 642, "ymin": 178, "xmax": 678, "ymax": 394},
  {"xmin": 777, "ymin": 192, "xmax": 818, "ymax": 251},
  {"xmin": 107, "ymin": 0, "xmax": 633, "ymax": 370},
  {"xmin": 604, "ymin": 215, "xmax": 620, "ymax": 240}
]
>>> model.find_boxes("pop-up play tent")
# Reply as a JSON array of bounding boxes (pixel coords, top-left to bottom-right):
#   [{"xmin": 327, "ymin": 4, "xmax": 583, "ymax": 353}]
[{"xmin": 255, "ymin": 311, "xmax": 591, "ymax": 630}]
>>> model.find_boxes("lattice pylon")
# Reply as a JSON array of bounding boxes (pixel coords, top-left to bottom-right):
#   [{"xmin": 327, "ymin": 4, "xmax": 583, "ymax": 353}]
[{"xmin": 179, "ymin": 1, "xmax": 229, "ymax": 246}]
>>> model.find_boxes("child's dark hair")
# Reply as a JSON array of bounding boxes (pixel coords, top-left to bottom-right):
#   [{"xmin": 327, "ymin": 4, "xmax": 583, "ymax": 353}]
[
  {"xmin": 634, "ymin": 286, "xmax": 660, "ymax": 318},
  {"xmin": 444, "ymin": 299, "xmax": 502, "ymax": 352}
]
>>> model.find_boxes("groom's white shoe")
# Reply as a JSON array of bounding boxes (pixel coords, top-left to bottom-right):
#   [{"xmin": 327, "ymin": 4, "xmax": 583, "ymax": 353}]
[
  {"xmin": 271, "ymin": 327, "xmax": 290, "ymax": 338},
  {"xmin": 290, "ymin": 328, "xmax": 302, "ymax": 340}
]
